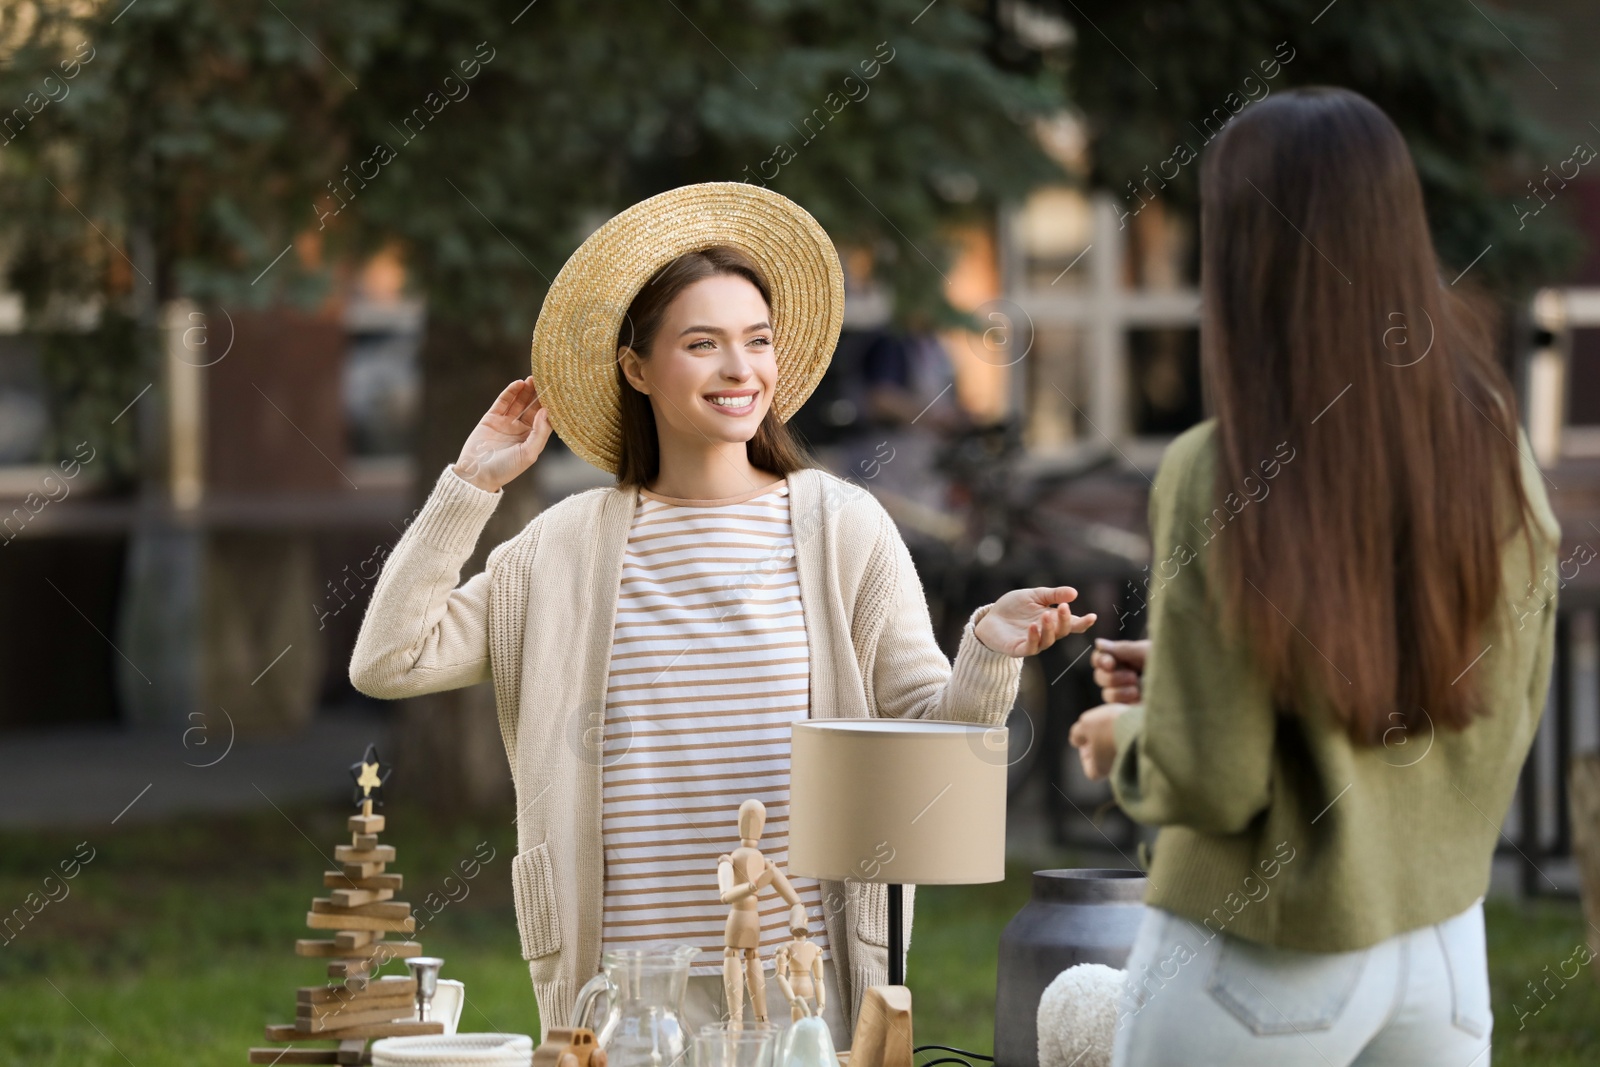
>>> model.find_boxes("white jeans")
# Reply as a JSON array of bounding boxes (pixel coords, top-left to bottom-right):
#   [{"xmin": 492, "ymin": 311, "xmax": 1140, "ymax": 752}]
[{"xmin": 1112, "ymin": 898, "xmax": 1492, "ymax": 1066}]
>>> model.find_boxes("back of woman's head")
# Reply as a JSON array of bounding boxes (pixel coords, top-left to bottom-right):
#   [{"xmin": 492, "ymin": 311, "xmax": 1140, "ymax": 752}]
[{"xmin": 1198, "ymin": 85, "xmax": 1542, "ymax": 745}]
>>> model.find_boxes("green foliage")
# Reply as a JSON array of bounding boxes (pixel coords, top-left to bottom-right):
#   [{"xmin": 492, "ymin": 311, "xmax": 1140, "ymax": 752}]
[
  {"xmin": 35, "ymin": 309, "xmax": 145, "ymax": 485},
  {"xmin": 321, "ymin": 0, "xmax": 1068, "ymax": 341},
  {"xmin": 1044, "ymin": 0, "xmax": 1582, "ymax": 294},
  {"xmin": 0, "ymin": 0, "xmax": 1576, "ymax": 317},
  {"xmin": 0, "ymin": 0, "xmax": 1068, "ymax": 346},
  {"xmin": 0, "ymin": 0, "xmax": 1575, "ymax": 461},
  {"xmin": 0, "ymin": 0, "xmax": 380, "ymax": 312}
]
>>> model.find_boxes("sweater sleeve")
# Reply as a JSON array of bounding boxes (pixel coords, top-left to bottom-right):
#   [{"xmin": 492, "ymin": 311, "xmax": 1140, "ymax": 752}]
[
  {"xmin": 348, "ymin": 464, "xmax": 509, "ymax": 699},
  {"xmin": 1108, "ymin": 427, "xmax": 1278, "ymax": 835},
  {"xmin": 868, "ymin": 508, "xmax": 1022, "ymax": 726},
  {"xmin": 1517, "ymin": 426, "xmax": 1562, "ymax": 727}
]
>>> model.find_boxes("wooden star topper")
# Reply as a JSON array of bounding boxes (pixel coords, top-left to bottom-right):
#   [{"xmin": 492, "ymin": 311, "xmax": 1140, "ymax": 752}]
[{"xmin": 349, "ymin": 742, "xmax": 392, "ymax": 810}]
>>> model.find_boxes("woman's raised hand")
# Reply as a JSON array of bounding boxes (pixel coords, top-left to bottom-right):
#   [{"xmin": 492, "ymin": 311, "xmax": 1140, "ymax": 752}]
[
  {"xmin": 973, "ymin": 585, "xmax": 1097, "ymax": 657},
  {"xmin": 452, "ymin": 376, "xmax": 553, "ymax": 493},
  {"xmin": 1091, "ymin": 639, "xmax": 1149, "ymax": 704}
]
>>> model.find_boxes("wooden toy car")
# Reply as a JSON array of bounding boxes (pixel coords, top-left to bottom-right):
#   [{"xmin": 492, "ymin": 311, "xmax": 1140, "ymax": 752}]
[{"xmin": 533, "ymin": 1026, "xmax": 607, "ymax": 1067}]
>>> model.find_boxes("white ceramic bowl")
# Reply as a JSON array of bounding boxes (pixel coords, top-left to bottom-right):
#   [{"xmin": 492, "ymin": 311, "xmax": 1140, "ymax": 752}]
[{"xmin": 371, "ymin": 1031, "xmax": 534, "ymax": 1066}]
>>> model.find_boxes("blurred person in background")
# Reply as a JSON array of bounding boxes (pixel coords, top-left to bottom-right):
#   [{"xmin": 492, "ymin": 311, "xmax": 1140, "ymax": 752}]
[{"xmin": 839, "ymin": 318, "xmax": 968, "ymax": 513}]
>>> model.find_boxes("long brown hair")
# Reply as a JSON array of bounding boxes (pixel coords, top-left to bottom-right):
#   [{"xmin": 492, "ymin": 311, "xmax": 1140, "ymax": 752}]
[
  {"xmin": 1199, "ymin": 86, "xmax": 1542, "ymax": 745},
  {"xmin": 613, "ymin": 245, "xmax": 816, "ymax": 489}
]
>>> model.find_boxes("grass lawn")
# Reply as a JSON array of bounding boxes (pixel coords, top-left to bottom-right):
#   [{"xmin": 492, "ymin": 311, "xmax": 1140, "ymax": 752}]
[{"xmin": 1, "ymin": 803, "xmax": 1596, "ymax": 1065}]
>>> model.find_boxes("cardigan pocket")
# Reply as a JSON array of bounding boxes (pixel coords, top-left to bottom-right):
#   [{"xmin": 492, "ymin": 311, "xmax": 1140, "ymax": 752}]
[
  {"xmin": 512, "ymin": 841, "xmax": 562, "ymax": 960},
  {"xmin": 1203, "ymin": 934, "xmax": 1368, "ymax": 1035},
  {"xmin": 857, "ymin": 882, "xmax": 888, "ymax": 946},
  {"xmin": 854, "ymin": 881, "xmax": 914, "ymax": 948}
]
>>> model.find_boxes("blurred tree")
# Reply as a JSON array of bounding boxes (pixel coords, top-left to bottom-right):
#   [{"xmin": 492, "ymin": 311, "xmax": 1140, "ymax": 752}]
[
  {"xmin": 0, "ymin": 2, "xmax": 391, "ymax": 739},
  {"xmin": 1024, "ymin": 0, "xmax": 1582, "ymax": 293},
  {"xmin": 322, "ymin": 0, "xmax": 1067, "ymax": 328},
  {"xmin": 0, "ymin": 0, "xmax": 1069, "ymax": 807},
  {"xmin": 0, "ymin": 0, "xmax": 374, "ymax": 476}
]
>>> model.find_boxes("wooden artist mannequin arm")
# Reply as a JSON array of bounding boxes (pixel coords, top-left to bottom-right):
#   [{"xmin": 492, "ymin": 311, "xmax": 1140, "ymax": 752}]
[
  {"xmin": 765, "ymin": 862, "xmax": 801, "ymax": 907},
  {"xmin": 718, "ymin": 855, "xmax": 773, "ymax": 904}
]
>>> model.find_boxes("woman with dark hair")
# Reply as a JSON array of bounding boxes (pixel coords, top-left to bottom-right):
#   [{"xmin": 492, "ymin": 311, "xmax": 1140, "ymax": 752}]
[
  {"xmin": 1069, "ymin": 87, "xmax": 1560, "ymax": 1065},
  {"xmin": 350, "ymin": 183, "xmax": 1098, "ymax": 1045}
]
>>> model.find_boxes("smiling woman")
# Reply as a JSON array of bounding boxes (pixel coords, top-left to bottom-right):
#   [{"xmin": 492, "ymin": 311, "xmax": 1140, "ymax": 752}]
[
  {"xmin": 612, "ymin": 246, "xmax": 812, "ymax": 497},
  {"xmin": 348, "ymin": 182, "xmax": 1099, "ymax": 1045}
]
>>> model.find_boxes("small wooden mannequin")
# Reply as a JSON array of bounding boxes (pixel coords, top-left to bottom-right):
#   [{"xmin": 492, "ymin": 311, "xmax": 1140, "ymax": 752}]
[
  {"xmin": 773, "ymin": 902, "xmax": 825, "ymax": 1023},
  {"xmin": 717, "ymin": 798, "xmax": 801, "ymax": 1026}
]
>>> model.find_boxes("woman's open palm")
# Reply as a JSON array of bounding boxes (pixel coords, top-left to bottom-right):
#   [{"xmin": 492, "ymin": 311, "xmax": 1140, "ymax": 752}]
[
  {"xmin": 453, "ymin": 376, "xmax": 552, "ymax": 493},
  {"xmin": 974, "ymin": 585, "xmax": 1097, "ymax": 657}
]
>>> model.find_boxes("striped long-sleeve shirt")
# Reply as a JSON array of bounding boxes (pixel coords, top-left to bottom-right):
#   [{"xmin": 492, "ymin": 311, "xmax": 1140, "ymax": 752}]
[{"xmin": 599, "ymin": 475, "xmax": 832, "ymax": 976}]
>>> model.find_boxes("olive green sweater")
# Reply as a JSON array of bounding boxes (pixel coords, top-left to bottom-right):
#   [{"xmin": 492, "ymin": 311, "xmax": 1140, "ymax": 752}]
[{"xmin": 1111, "ymin": 418, "xmax": 1561, "ymax": 951}]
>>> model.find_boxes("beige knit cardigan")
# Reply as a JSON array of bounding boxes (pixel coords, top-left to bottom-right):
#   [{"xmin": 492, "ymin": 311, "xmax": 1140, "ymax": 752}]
[{"xmin": 349, "ymin": 462, "xmax": 1023, "ymax": 1041}]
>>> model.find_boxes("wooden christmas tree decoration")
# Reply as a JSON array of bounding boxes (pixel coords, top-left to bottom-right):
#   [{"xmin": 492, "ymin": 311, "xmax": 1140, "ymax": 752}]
[{"xmin": 249, "ymin": 744, "xmax": 444, "ymax": 1065}]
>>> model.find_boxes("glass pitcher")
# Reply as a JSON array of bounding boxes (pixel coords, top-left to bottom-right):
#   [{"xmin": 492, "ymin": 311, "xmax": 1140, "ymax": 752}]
[{"xmin": 573, "ymin": 943, "xmax": 702, "ymax": 1067}]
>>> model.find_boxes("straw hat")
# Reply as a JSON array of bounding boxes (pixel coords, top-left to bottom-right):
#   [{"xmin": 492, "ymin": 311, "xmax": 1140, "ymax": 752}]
[{"xmin": 529, "ymin": 181, "xmax": 846, "ymax": 475}]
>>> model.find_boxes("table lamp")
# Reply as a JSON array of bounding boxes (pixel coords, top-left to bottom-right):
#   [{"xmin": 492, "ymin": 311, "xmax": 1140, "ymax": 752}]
[{"xmin": 787, "ymin": 719, "xmax": 1008, "ymax": 991}]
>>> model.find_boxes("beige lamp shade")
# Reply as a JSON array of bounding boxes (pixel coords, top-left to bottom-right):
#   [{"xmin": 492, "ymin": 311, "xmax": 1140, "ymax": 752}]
[{"xmin": 787, "ymin": 720, "xmax": 1007, "ymax": 885}]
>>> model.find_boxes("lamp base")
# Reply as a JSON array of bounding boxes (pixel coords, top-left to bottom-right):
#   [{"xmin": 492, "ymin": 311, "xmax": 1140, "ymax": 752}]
[{"xmin": 887, "ymin": 884, "xmax": 903, "ymax": 987}]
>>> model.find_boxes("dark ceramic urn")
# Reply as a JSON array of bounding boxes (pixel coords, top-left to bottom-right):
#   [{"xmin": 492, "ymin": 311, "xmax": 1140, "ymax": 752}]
[{"xmin": 992, "ymin": 868, "xmax": 1148, "ymax": 1067}]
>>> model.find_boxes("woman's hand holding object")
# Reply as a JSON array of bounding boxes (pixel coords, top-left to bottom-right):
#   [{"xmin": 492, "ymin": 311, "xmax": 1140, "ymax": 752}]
[{"xmin": 1091, "ymin": 638, "xmax": 1148, "ymax": 704}]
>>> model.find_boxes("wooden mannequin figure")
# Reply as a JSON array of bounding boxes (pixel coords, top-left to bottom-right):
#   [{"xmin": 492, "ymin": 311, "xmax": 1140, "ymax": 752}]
[
  {"xmin": 773, "ymin": 902, "xmax": 825, "ymax": 1023},
  {"xmin": 717, "ymin": 798, "xmax": 801, "ymax": 1026}
]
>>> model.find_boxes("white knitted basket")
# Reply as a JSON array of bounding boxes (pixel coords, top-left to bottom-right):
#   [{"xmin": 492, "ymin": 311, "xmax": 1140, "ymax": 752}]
[{"xmin": 371, "ymin": 1033, "xmax": 534, "ymax": 1067}]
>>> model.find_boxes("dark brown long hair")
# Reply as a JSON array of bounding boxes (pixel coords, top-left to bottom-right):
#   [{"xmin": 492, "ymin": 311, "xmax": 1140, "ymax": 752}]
[
  {"xmin": 613, "ymin": 245, "xmax": 816, "ymax": 489},
  {"xmin": 1199, "ymin": 86, "xmax": 1542, "ymax": 745}
]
